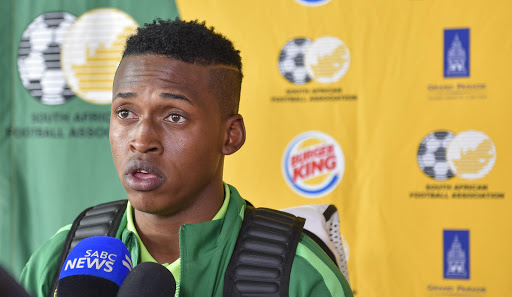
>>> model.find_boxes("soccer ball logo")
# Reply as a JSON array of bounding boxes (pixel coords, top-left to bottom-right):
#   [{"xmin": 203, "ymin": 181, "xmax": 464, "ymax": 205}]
[
  {"xmin": 278, "ymin": 38, "xmax": 313, "ymax": 85},
  {"xmin": 417, "ymin": 131, "xmax": 455, "ymax": 180},
  {"xmin": 17, "ymin": 12, "xmax": 76, "ymax": 105}
]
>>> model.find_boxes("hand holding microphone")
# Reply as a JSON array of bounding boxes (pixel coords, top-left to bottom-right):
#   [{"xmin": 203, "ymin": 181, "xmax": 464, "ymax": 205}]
[
  {"xmin": 56, "ymin": 236, "xmax": 133, "ymax": 297},
  {"xmin": 0, "ymin": 265, "xmax": 32, "ymax": 297}
]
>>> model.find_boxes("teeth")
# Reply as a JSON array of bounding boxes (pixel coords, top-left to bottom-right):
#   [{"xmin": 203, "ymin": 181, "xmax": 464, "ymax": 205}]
[{"xmin": 138, "ymin": 170, "xmax": 149, "ymax": 173}]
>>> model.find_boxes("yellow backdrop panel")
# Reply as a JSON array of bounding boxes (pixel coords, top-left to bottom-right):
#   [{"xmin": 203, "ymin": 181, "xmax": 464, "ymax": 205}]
[{"xmin": 177, "ymin": 0, "xmax": 512, "ymax": 296}]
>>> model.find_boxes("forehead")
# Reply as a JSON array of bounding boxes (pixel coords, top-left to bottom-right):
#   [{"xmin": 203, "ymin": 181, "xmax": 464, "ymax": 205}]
[{"xmin": 113, "ymin": 55, "xmax": 212, "ymax": 93}]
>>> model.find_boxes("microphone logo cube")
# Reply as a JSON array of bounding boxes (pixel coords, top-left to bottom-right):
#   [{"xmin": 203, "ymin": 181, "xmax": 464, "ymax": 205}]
[{"xmin": 58, "ymin": 236, "xmax": 132, "ymax": 287}]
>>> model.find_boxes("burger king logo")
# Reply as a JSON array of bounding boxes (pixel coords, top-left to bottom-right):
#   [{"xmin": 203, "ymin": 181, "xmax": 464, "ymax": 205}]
[{"xmin": 283, "ymin": 131, "xmax": 345, "ymax": 198}]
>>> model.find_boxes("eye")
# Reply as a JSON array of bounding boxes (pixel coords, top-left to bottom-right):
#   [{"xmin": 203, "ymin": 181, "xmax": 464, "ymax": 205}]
[
  {"xmin": 166, "ymin": 114, "xmax": 186, "ymax": 123},
  {"xmin": 116, "ymin": 109, "xmax": 136, "ymax": 120}
]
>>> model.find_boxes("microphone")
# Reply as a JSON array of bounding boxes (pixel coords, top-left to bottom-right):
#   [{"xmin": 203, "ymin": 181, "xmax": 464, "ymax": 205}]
[
  {"xmin": 56, "ymin": 236, "xmax": 133, "ymax": 297},
  {"xmin": 116, "ymin": 262, "xmax": 176, "ymax": 297},
  {"xmin": 0, "ymin": 265, "xmax": 32, "ymax": 297}
]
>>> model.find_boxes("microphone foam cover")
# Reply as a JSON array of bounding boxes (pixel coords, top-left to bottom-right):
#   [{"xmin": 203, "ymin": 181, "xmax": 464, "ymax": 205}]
[
  {"xmin": 56, "ymin": 236, "xmax": 133, "ymax": 297},
  {"xmin": 116, "ymin": 262, "xmax": 176, "ymax": 297},
  {"xmin": 57, "ymin": 274, "xmax": 119, "ymax": 297}
]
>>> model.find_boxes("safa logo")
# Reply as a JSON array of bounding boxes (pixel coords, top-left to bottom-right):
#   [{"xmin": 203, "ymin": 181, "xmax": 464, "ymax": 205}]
[
  {"xmin": 278, "ymin": 36, "xmax": 350, "ymax": 85},
  {"xmin": 17, "ymin": 9, "xmax": 138, "ymax": 105},
  {"xmin": 417, "ymin": 130, "xmax": 496, "ymax": 180},
  {"xmin": 283, "ymin": 131, "xmax": 345, "ymax": 198},
  {"xmin": 61, "ymin": 8, "xmax": 138, "ymax": 104},
  {"xmin": 296, "ymin": 0, "xmax": 331, "ymax": 7}
]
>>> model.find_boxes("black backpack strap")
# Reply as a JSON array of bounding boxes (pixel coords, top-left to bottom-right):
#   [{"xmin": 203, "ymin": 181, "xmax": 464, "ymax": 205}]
[
  {"xmin": 301, "ymin": 229, "xmax": 338, "ymax": 267},
  {"xmin": 48, "ymin": 200, "xmax": 128, "ymax": 297},
  {"xmin": 224, "ymin": 205, "xmax": 305, "ymax": 297}
]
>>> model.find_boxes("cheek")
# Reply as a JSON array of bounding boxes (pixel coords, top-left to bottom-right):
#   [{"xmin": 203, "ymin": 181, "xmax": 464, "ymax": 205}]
[
  {"xmin": 167, "ymin": 131, "xmax": 219, "ymax": 166},
  {"xmin": 109, "ymin": 125, "xmax": 127, "ymax": 159}
]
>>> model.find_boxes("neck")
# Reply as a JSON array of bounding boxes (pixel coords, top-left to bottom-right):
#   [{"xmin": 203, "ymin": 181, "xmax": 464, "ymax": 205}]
[{"xmin": 133, "ymin": 182, "xmax": 225, "ymax": 264}]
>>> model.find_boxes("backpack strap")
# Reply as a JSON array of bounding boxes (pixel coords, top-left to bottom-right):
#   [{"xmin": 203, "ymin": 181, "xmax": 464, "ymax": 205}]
[
  {"xmin": 48, "ymin": 200, "xmax": 127, "ymax": 297},
  {"xmin": 223, "ymin": 205, "xmax": 306, "ymax": 297}
]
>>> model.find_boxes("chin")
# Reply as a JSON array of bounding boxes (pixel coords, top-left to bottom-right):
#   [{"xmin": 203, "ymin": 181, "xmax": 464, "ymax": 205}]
[
  {"xmin": 128, "ymin": 193, "xmax": 160, "ymax": 212},
  {"xmin": 128, "ymin": 195, "xmax": 179, "ymax": 217}
]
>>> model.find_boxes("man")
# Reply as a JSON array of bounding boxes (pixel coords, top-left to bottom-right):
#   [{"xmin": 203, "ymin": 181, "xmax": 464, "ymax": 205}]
[{"xmin": 20, "ymin": 18, "xmax": 353, "ymax": 297}]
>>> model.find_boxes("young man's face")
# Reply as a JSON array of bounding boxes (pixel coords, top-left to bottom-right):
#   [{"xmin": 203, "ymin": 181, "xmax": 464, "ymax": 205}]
[{"xmin": 110, "ymin": 55, "xmax": 228, "ymax": 216}]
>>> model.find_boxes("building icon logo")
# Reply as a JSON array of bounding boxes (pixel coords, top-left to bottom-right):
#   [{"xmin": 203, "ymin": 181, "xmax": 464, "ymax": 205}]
[
  {"xmin": 417, "ymin": 130, "xmax": 496, "ymax": 181},
  {"xmin": 282, "ymin": 131, "xmax": 345, "ymax": 198},
  {"xmin": 279, "ymin": 36, "xmax": 350, "ymax": 85},
  {"xmin": 444, "ymin": 28, "xmax": 470, "ymax": 78},
  {"xmin": 444, "ymin": 230, "xmax": 470, "ymax": 279}
]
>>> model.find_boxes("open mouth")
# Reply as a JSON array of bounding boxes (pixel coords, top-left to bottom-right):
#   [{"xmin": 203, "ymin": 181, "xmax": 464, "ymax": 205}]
[
  {"xmin": 125, "ymin": 160, "xmax": 165, "ymax": 191},
  {"xmin": 134, "ymin": 169, "xmax": 156, "ymax": 179}
]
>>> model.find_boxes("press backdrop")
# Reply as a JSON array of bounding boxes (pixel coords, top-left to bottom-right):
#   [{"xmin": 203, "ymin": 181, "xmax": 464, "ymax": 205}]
[{"xmin": 1, "ymin": 0, "xmax": 511, "ymax": 296}]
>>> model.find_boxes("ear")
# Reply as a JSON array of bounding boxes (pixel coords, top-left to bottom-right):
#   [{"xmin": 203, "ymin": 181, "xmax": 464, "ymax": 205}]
[{"xmin": 222, "ymin": 114, "xmax": 246, "ymax": 155}]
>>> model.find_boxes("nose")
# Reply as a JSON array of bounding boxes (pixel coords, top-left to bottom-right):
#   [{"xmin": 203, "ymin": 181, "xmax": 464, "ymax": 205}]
[{"xmin": 129, "ymin": 118, "xmax": 163, "ymax": 154}]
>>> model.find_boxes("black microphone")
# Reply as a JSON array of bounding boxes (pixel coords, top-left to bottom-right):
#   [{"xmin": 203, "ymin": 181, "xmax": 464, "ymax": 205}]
[
  {"xmin": 55, "ymin": 236, "xmax": 132, "ymax": 297},
  {"xmin": 0, "ymin": 265, "xmax": 32, "ymax": 297},
  {"xmin": 116, "ymin": 262, "xmax": 176, "ymax": 297}
]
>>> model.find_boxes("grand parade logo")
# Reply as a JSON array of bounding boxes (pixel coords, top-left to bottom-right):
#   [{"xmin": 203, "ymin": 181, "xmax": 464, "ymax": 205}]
[{"xmin": 282, "ymin": 131, "xmax": 345, "ymax": 198}]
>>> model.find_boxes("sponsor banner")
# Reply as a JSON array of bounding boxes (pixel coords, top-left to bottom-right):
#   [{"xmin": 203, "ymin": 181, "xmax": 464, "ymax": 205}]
[
  {"xmin": 2, "ymin": 0, "xmax": 511, "ymax": 296},
  {"xmin": 176, "ymin": 1, "xmax": 512, "ymax": 296},
  {"xmin": 1, "ymin": 0, "xmax": 178, "ymax": 276}
]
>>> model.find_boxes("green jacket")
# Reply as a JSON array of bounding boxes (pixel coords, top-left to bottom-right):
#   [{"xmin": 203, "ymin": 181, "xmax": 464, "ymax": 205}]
[{"xmin": 20, "ymin": 185, "xmax": 353, "ymax": 297}]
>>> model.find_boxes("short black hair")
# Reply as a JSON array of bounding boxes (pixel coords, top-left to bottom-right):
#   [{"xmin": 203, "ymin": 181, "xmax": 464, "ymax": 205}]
[{"xmin": 122, "ymin": 18, "xmax": 243, "ymax": 117}]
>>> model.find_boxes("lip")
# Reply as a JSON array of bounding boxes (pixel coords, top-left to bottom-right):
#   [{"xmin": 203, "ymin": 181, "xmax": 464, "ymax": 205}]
[{"xmin": 124, "ymin": 159, "xmax": 165, "ymax": 191}]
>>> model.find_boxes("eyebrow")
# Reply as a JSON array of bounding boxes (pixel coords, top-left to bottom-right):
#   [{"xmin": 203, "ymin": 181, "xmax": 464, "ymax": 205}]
[
  {"xmin": 113, "ymin": 92, "xmax": 136, "ymax": 100},
  {"xmin": 160, "ymin": 92, "xmax": 193, "ymax": 105},
  {"xmin": 113, "ymin": 92, "xmax": 193, "ymax": 105}
]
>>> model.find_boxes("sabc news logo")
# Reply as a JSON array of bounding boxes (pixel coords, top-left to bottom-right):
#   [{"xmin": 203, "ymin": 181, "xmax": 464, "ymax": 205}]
[
  {"xmin": 417, "ymin": 130, "xmax": 496, "ymax": 181},
  {"xmin": 282, "ymin": 131, "xmax": 344, "ymax": 198},
  {"xmin": 63, "ymin": 249, "xmax": 132, "ymax": 273}
]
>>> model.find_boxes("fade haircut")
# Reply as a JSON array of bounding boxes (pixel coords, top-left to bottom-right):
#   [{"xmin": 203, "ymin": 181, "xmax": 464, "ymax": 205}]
[{"xmin": 122, "ymin": 18, "xmax": 243, "ymax": 117}]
